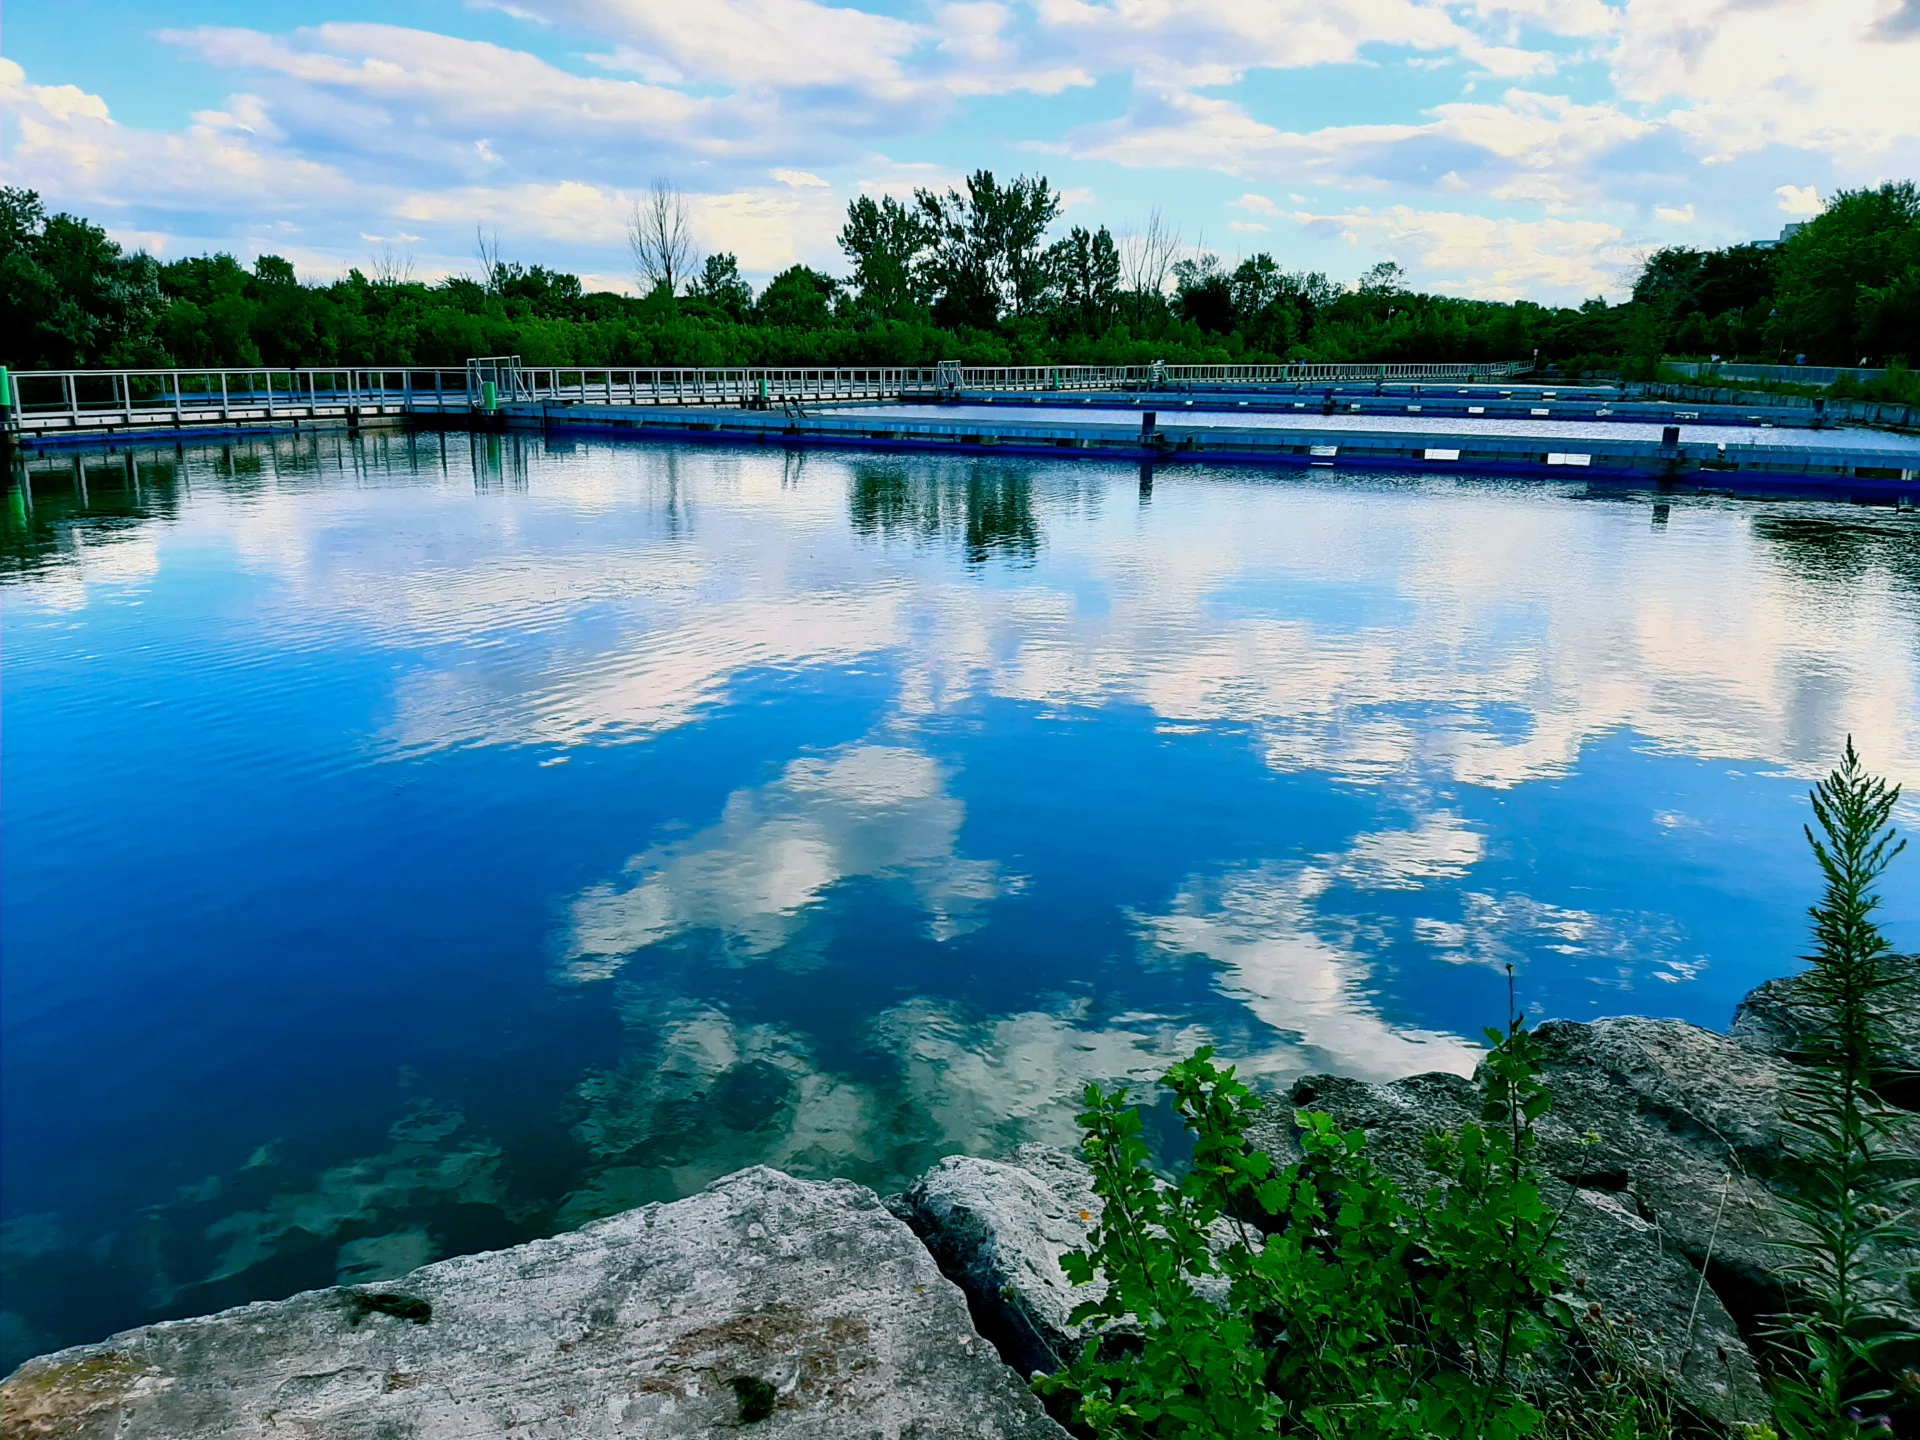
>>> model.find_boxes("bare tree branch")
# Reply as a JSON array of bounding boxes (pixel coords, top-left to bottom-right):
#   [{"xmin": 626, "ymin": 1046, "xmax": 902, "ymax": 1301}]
[
  {"xmin": 476, "ymin": 226, "xmax": 506, "ymax": 292},
  {"xmin": 1119, "ymin": 207, "xmax": 1181, "ymax": 322},
  {"xmin": 368, "ymin": 241, "xmax": 415, "ymax": 287},
  {"xmin": 628, "ymin": 178, "xmax": 699, "ymax": 295}
]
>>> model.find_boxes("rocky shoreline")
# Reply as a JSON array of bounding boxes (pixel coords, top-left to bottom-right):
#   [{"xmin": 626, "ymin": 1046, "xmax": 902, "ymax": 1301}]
[{"xmin": 6, "ymin": 959, "xmax": 1915, "ymax": 1439}]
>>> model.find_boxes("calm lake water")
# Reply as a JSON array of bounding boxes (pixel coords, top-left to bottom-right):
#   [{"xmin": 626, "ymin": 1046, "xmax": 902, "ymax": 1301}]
[{"xmin": 4, "ymin": 430, "xmax": 1918, "ymax": 1368}]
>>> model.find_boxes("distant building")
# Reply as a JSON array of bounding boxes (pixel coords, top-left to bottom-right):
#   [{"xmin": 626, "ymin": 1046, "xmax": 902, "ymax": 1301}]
[{"xmin": 1753, "ymin": 222, "xmax": 1806, "ymax": 250}]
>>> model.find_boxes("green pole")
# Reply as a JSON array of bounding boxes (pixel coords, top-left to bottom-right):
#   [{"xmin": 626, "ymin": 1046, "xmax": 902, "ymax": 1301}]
[
  {"xmin": 482, "ymin": 379, "xmax": 498, "ymax": 412},
  {"xmin": 0, "ymin": 365, "xmax": 13, "ymax": 410}
]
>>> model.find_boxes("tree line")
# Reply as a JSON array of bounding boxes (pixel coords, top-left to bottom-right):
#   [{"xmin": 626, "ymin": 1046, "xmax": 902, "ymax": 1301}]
[{"xmin": 2, "ymin": 175, "xmax": 1915, "ymax": 381}]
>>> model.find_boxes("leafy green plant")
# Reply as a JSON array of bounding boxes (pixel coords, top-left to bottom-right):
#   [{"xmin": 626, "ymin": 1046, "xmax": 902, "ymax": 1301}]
[
  {"xmin": 1040, "ymin": 1015, "xmax": 1562, "ymax": 1439},
  {"xmin": 1415, "ymin": 1008, "xmax": 1561, "ymax": 1396},
  {"xmin": 1766, "ymin": 740, "xmax": 1917, "ymax": 1439}
]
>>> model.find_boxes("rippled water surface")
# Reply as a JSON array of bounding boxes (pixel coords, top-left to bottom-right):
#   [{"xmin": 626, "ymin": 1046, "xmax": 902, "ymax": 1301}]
[{"xmin": 4, "ymin": 431, "xmax": 1918, "ymax": 1367}]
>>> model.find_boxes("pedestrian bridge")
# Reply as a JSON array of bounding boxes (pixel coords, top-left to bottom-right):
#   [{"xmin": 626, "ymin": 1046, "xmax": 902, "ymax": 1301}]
[{"xmin": 1, "ymin": 356, "xmax": 1533, "ymax": 440}]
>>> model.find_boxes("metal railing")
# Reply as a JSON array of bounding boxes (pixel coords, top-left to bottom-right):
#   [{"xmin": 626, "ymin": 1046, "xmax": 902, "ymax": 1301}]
[
  {"xmin": 1158, "ymin": 361, "xmax": 1532, "ymax": 384},
  {"xmin": 8, "ymin": 367, "xmax": 472, "ymax": 433},
  {"xmin": 506, "ymin": 365, "xmax": 942, "ymax": 407},
  {"xmin": 490, "ymin": 360, "xmax": 1529, "ymax": 403},
  {"xmin": 3, "ymin": 358, "xmax": 1537, "ymax": 436}
]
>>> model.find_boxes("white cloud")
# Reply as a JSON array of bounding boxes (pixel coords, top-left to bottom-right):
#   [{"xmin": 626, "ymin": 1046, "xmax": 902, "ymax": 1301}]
[
  {"xmin": 1292, "ymin": 203, "xmax": 1636, "ymax": 297},
  {"xmin": 1140, "ymin": 863, "xmax": 1482, "ymax": 1081},
  {"xmin": 1775, "ymin": 184, "xmax": 1823, "ymax": 216},
  {"xmin": 161, "ymin": 25, "xmax": 703, "ymax": 146},
  {"xmin": 392, "ymin": 178, "xmax": 841, "ymax": 274},
  {"xmin": 1458, "ymin": 0, "xmax": 1620, "ymax": 37},
  {"xmin": 0, "ymin": 57, "xmax": 356, "ymax": 214},
  {"xmin": 1609, "ymin": 0, "xmax": 1920, "ymax": 159},
  {"xmin": 561, "ymin": 743, "xmax": 1019, "ymax": 978},
  {"xmin": 1461, "ymin": 44, "xmax": 1559, "ymax": 77},
  {"xmin": 492, "ymin": 0, "xmax": 925, "ymax": 92},
  {"xmin": 8, "ymin": 0, "xmax": 1907, "ymax": 304},
  {"xmin": 1064, "ymin": 83, "xmax": 1651, "ymax": 210},
  {"xmin": 1033, "ymin": 0, "xmax": 1476, "ymax": 85},
  {"xmin": 1230, "ymin": 192, "xmax": 1281, "ymax": 214}
]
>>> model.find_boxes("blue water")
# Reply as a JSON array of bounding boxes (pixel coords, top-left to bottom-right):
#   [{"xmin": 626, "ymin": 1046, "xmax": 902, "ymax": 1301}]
[{"xmin": 4, "ymin": 432, "xmax": 1918, "ymax": 1368}]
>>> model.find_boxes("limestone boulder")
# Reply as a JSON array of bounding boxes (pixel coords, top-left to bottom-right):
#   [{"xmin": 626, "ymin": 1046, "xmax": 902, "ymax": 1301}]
[
  {"xmin": 1731, "ymin": 953, "xmax": 1920, "ymax": 1100},
  {"xmin": 1, "ymin": 1167, "xmax": 1066, "ymax": 1440},
  {"xmin": 891, "ymin": 1145, "xmax": 1104, "ymax": 1378},
  {"xmin": 1523, "ymin": 1015, "xmax": 1917, "ymax": 1334}
]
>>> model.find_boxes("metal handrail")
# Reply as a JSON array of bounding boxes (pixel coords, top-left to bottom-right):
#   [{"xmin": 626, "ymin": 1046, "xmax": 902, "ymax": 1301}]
[
  {"xmin": 6, "ymin": 367, "xmax": 472, "ymax": 433},
  {"xmin": 4, "ymin": 359, "xmax": 1537, "ymax": 434}
]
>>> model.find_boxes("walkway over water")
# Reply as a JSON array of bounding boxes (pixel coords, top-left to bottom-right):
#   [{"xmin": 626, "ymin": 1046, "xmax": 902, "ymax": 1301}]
[
  {"xmin": 5, "ymin": 357, "xmax": 1912, "ymax": 498},
  {"xmin": 3, "ymin": 358, "xmax": 1532, "ymax": 439}
]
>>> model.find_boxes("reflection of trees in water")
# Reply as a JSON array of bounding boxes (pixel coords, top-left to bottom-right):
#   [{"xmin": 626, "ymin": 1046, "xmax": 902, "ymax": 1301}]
[
  {"xmin": 2, "ymin": 451, "xmax": 181, "ymax": 576},
  {"xmin": 849, "ymin": 460, "xmax": 1042, "ymax": 566},
  {"xmin": 1, "ymin": 433, "xmax": 493, "ymax": 580},
  {"xmin": 1752, "ymin": 511, "xmax": 1920, "ymax": 597}
]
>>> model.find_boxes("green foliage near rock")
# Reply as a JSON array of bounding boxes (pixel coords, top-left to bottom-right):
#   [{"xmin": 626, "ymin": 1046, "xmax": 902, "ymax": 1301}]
[{"xmin": 1038, "ymin": 1023, "xmax": 1560, "ymax": 1439}]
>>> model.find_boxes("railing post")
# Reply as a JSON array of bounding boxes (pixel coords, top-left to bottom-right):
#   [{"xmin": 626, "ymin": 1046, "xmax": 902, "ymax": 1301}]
[{"xmin": 220, "ymin": 372, "xmax": 230, "ymax": 421}]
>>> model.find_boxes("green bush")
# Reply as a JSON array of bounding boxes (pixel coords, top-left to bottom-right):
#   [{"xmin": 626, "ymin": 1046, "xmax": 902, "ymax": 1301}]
[{"xmin": 1039, "ymin": 1016, "xmax": 1559, "ymax": 1438}]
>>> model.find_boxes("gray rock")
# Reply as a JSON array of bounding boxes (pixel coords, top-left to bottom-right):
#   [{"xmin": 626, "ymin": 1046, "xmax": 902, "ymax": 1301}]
[
  {"xmin": 1732, "ymin": 953, "xmax": 1920, "ymax": 1095},
  {"xmin": 1256, "ymin": 1054, "xmax": 1773, "ymax": 1430},
  {"xmin": 894, "ymin": 1145, "xmax": 1105, "ymax": 1378},
  {"xmin": 1551, "ymin": 1188, "xmax": 1770, "ymax": 1430},
  {"xmin": 894, "ymin": 1143, "xmax": 1245, "ymax": 1381},
  {"xmin": 1523, "ymin": 1017, "xmax": 1801, "ymax": 1295},
  {"xmin": 1524, "ymin": 1015, "xmax": 1917, "ymax": 1333},
  {"xmin": 0, "ymin": 1167, "xmax": 1066, "ymax": 1440}
]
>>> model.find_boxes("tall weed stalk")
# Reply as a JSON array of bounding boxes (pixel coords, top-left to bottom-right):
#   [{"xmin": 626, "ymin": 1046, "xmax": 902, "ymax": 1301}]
[{"xmin": 1767, "ymin": 739, "xmax": 1916, "ymax": 1438}]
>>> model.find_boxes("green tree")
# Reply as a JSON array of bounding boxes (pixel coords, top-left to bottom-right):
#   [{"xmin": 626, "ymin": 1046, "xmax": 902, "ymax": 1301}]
[
  {"xmin": 1173, "ymin": 254, "xmax": 1236, "ymax": 334},
  {"xmin": 1771, "ymin": 183, "xmax": 1920, "ymax": 364},
  {"xmin": 686, "ymin": 252, "xmax": 754, "ymax": 320},
  {"xmin": 839, "ymin": 195, "xmax": 934, "ymax": 320},
  {"xmin": 0, "ymin": 187, "xmax": 166, "ymax": 368},
  {"xmin": 915, "ymin": 170, "xmax": 1063, "ymax": 328},
  {"xmin": 755, "ymin": 265, "xmax": 838, "ymax": 329},
  {"xmin": 1045, "ymin": 224, "xmax": 1121, "ymax": 333}
]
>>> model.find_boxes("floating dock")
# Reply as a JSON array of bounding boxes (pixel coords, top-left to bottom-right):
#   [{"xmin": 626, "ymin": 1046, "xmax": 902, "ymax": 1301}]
[{"xmin": 498, "ymin": 399, "xmax": 1920, "ymax": 504}]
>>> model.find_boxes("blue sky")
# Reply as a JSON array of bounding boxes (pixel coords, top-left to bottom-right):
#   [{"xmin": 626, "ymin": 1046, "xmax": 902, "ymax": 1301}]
[{"xmin": 4, "ymin": 0, "xmax": 1917, "ymax": 302}]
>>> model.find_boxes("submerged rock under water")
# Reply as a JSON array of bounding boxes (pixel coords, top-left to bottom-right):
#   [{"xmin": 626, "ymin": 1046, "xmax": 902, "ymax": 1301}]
[{"xmin": 5, "ymin": 960, "xmax": 1915, "ymax": 1438}]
